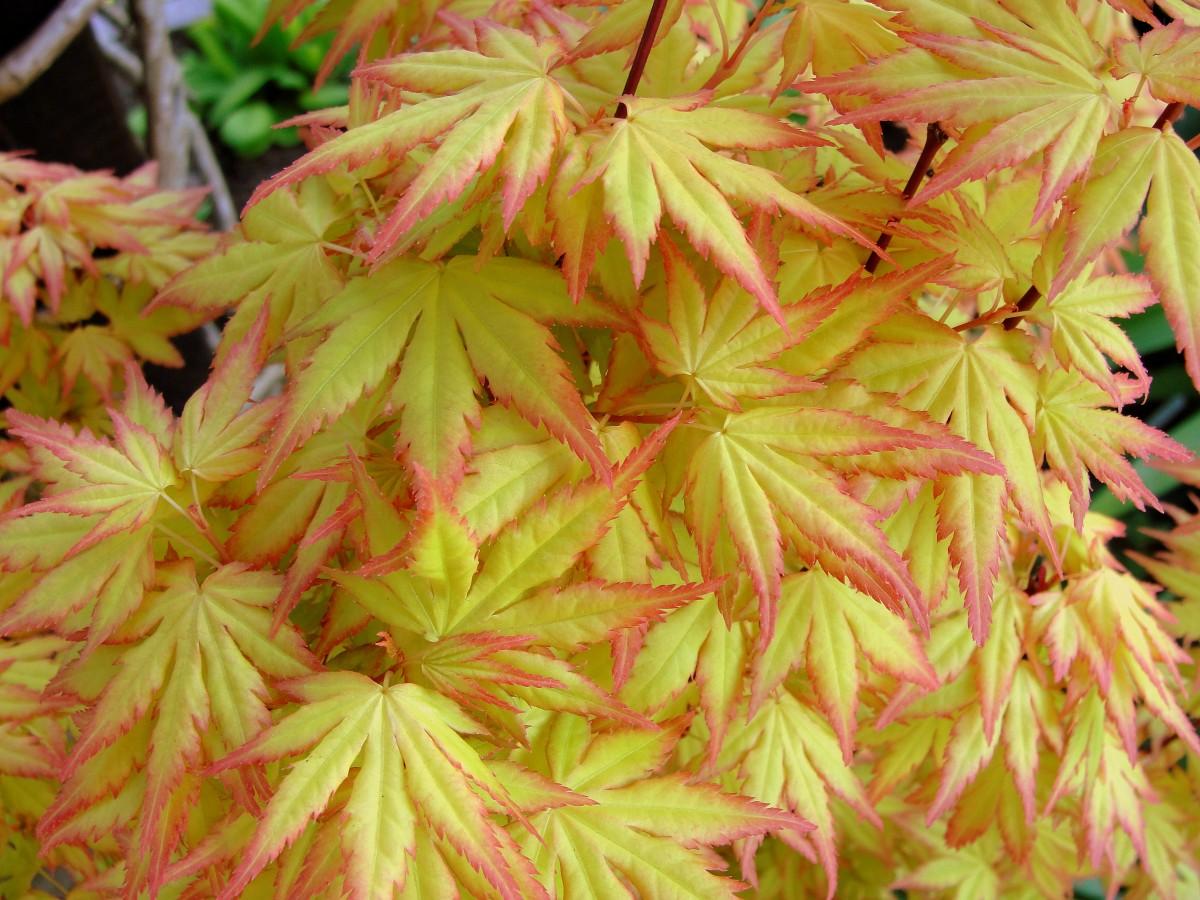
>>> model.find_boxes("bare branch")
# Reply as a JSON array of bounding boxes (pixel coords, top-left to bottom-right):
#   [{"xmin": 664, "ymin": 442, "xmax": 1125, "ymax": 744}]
[
  {"xmin": 132, "ymin": 0, "xmax": 189, "ymax": 187},
  {"xmin": 0, "ymin": 0, "xmax": 106, "ymax": 103}
]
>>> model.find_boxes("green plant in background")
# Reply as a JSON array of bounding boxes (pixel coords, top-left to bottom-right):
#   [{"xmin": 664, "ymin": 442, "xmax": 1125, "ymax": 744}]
[{"xmin": 182, "ymin": 0, "xmax": 351, "ymax": 158}]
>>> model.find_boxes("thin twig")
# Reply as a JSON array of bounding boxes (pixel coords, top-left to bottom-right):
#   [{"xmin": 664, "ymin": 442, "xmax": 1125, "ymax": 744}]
[
  {"xmin": 185, "ymin": 113, "xmax": 237, "ymax": 229},
  {"xmin": 615, "ymin": 0, "xmax": 672, "ymax": 118},
  {"xmin": 0, "ymin": 0, "xmax": 106, "ymax": 103},
  {"xmin": 703, "ymin": 0, "xmax": 777, "ymax": 91},
  {"xmin": 94, "ymin": 20, "xmax": 237, "ymax": 230},
  {"xmin": 706, "ymin": 0, "xmax": 732, "ymax": 68},
  {"xmin": 864, "ymin": 122, "xmax": 947, "ymax": 274}
]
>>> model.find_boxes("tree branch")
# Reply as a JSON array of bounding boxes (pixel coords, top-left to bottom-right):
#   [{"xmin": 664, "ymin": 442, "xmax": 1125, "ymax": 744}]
[
  {"xmin": 93, "ymin": 24, "xmax": 237, "ymax": 230},
  {"xmin": 0, "ymin": 0, "xmax": 106, "ymax": 104},
  {"xmin": 615, "ymin": 0, "xmax": 672, "ymax": 119},
  {"xmin": 864, "ymin": 122, "xmax": 947, "ymax": 274},
  {"xmin": 132, "ymin": 0, "xmax": 189, "ymax": 187},
  {"xmin": 1001, "ymin": 284, "xmax": 1041, "ymax": 331}
]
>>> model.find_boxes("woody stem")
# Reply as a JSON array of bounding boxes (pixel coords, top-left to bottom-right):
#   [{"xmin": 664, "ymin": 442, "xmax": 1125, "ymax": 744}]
[
  {"xmin": 1154, "ymin": 101, "xmax": 1184, "ymax": 131},
  {"xmin": 864, "ymin": 122, "xmax": 947, "ymax": 274},
  {"xmin": 615, "ymin": 0, "xmax": 671, "ymax": 118},
  {"xmin": 1002, "ymin": 284, "xmax": 1042, "ymax": 331}
]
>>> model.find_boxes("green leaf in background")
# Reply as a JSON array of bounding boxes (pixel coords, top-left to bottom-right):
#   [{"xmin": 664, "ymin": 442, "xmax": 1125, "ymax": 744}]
[
  {"xmin": 182, "ymin": 0, "xmax": 352, "ymax": 159},
  {"xmin": 208, "ymin": 69, "xmax": 275, "ymax": 124},
  {"xmin": 299, "ymin": 83, "xmax": 350, "ymax": 110},
  {"xmin": 1124, "ymin": 305, "xmax": 1177, "ymax": 356},
  {"xmin": 218, "ymin": 102, "xmax": 278, "ymax": 158}
]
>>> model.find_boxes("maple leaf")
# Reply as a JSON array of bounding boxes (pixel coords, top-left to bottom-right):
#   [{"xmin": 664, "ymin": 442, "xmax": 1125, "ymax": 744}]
[
  {"xmin": 38, "ymin": 563, "xmax": 315, "ymax": 894},
  {"xmin": 1141, "ymin": 127, "xmax": 1200, "ymax": 391},
  {"xmin": 261, "ymin": 0, "xmax": 443, "ymax": 83},
  {"xmin": 1034, "ymin": 369, "xmax": 1189, "ymax": 527},
  {"xmin": 254, "ymin": 22, "xmax": 576, "ymax": 252},
  {"xmin": 515, "ymin": 715, "xmax": 808, "ymax": 897},
  {"xmin": 175, "ymin": 308, "xmax": 279, "ymax": 483},
  {"xmin": 566, "ymin": 0, "xmax": 686, "ymax": 60},
  {"xmin": 1027, "ymin": 273, "xmax": 1154, "ymax": 400},
  {"xmin": 208, "ymin": 670, "xmax": 538, "ymax": 900},
  {"xmin": 817, "ymin": 22, "xmax": 1115, "ymax": 219},
  {"xmin": 1040, "ymin": 569, "xmax": 1199, "ymax": 757},
  {"xmin": 151, "ymin": 182, "xmax": 346, "ymax": 356},
  {"xmin": 0, "ymin": 407, "xmax": 179, "ymax": 646},
  {"xmin": 751, "ymin": 569, "xmax": 937, "ymax": 761},
  {"xmin": 572, "ymin": 93, "xmax": 871, "ymax": 320},
  {"xmin": 717, "ymin": 690, "xmax": 880, "ymax": 898},
  {"xmin": 1116, "ymin": 20, "xmax": 1200, "ymax": 110},
  {"xmin": 778, "ymin": 0, "xmax": 905, "ymax": 90},
  {"xmin": 1046, "ymin": 690, "xmax": 1158, "ymax": 869},
  {"xmin": 637, "ymin": 241, "xmax": 840, "ymax": 408},
  {"xmin": 679, "ymin": 394, "xmax": 997, "ymax": 641},
  {"xmin": 847, "ymin": 314, "xmax": 1052, "ymax": 641},
  {"xmin": 335, "ymin": 422, "xmax": 683, "ymax": 728},
  {"xmin": 260, "ymin": 254, "xmax": 612, "ymax": 489}
]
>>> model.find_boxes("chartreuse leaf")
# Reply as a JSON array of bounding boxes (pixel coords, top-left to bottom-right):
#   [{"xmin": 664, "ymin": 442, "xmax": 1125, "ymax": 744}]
[
  {"xmin": 152, "ymin": 181, "xmax": 345, "ymax": 356},
  {"xmin": 256, "ymin": 23, "xmax": 576, "ymax": 250},
  {"xmin": 331, "ymin": 421, "xmax": 687, "ymax": 731},
  {"xmin": 515, "ymin": 715, "xmax": 808, "ymax": 898},
  {"xmin": 175, "ymin": 307, "xmax": 277, "ymax": 483},
  {"xmin": 261, "ymin": 255, "xmax": 609, "ymax": 489},
  {"xmin": 1028, "ymin": 273, "xmax": 1153, "ymax": 399},
  {"xmin": 1034, "ymin": 368, "xmax": 1189, "ymax": 526},
  {"xmin": 682, "ymin": 396, "xmax": 995, "ymax": 641},
  {"xmin": 639, "ymin": 241, "xmax": 839, "ymax": 407},
  {"xmin": 847, "ymin": 315, "xmax": 1050, "ymax": 642},
  {"xmin": 1142, "ymin": 128, "xmax": 1200, "ymax": 391},
  {"xmin": 445, "ymin": 417, "xmax": 674, "ymax": 634},
  {"xmin": 718, "ymin": 691, "xmax": 879, "ymax": 899},
  {"xmin": 752, "ymin": 570, "xmax": 937, "ymax": 761},
  {"xmin": 259, "ymin": 0, "xmax": 441, "ymax": 86},
  {"xmin": 0, "ymin": 407, "xmax": 181, "ymax": 647},
  {"xmin": 576, "ymin": 94, "xmax": 872, "ymax": 320},
  {"xmin": 1117, "ymin": 21, "xmax": 1200, "ymax": 109},
  {"xmin": 38, "ymin": 563, "xmax": 314, "ymax": 892},
  {"xmin": 820, "ymin": 21, "xmax": 1114, "ymax": 218},
  {"xmin": 209, "ymin": 671, "xmax": 536, "ymax": 900}
]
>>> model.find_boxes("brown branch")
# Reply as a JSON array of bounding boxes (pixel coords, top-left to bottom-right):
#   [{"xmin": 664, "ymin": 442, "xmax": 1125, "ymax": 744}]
[
  {"xmin": 864, "ymin": 122, "xmax": 947, "ymax": 274},
  {"xmin": 94, "ymin": 26, "xmax": 237, "ymax": 230},
  {"xmin": 1001, "ymin": 284, "xmax": 1041, "ymax": 331},
  {"xmin": 0, "ymin": 0, "xmax": 106, "ymax": 103},
  {"xmin": 1154, "ymin": 101, "xmax": 1184, "ymax": 131},
  {"xmin": 132, "ymin": 0, "xmax": 189, "ymax": 187},
  {"xmin": 615, "ymin": 0, "xmax": 672, "ymax": 119}
]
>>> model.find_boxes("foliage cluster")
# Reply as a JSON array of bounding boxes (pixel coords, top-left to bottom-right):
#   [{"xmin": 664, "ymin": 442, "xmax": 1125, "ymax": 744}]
[
  {"xmin": 4, "ymin": 0, "xmax": 1200, "ymax": 898},
  {"xmin": 0, "ymin": 155, "xmax": 214, "ymax": 436}
]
